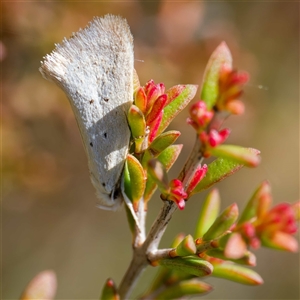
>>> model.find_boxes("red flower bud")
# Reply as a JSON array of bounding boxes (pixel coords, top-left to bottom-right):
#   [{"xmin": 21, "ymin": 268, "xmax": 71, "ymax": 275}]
[
  {"xmin": 208, "ymin": 128, "xmax": 230, "ymax": 147},
  {"xmin": 257, "ymin": 203, "xmax": 298, "ymax": 235},
  {"xmin": 187, "ymin": 101, "xmax": 214, "ymax": 133},
  {"xmin": 186, "ymin": 164, "xmax": 208, "ymax": 195},
  {"xmin": 216, "ymin": 66, "xmax": 249, "ymax": 115},
  {"xmin": 165, "ymin": 179, "xmax": 188, "ymax": 210}
]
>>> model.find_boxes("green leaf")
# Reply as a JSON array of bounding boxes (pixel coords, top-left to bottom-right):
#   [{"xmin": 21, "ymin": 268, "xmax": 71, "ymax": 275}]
[
  {"xmin": 157, "ymin": 144, "xmax": 183, "ymax": 168},
  {"xmin": 191, "ymin": 157, "xmax": 245, "ymax": 195},
  {"xmin": 172, "ymin": 233, "xmax": 186, "ymax": 248},
  {"xmin": 127, "ymin": 105, "xmax": 146, "ymax": 139},
  {"xmin": 200, "ymin": 42, "xmax": 232, "ymax": 109},
  {"xmin": 124, "ymin": 161, "xmax": 131, "ymax": 201},
  {"xmin": 212, "ymin": 262, "xmax": 263, "ymax": 285},
  {"xmin": 238, "ymin": 181, "xmax": 271, "ymax": 225},
  {"xmin": 157, "ymin": 85, "xmax": 198, "ymax": 135},
  {"xmin": 147, "ymin": 159, "xmax": 169, "ymax": 193},
  {"xmin": 207, "ymin": 248, "xmax": 256, "ymax": 266},
  {"xmin": 125, "ymin": 154, "xmax": 146, "ymax": 210},
  {"xmin": 171, "ymin": 235, "xmax": 196, "ymax": 257},
  {"xmin": 100, "ymin": 278, "xmax": 119, "ymax": 300},
  {"xmin": 210, "ymin": 145, "xmax": 261, "ymax": 167},
  {"xmin": 203, "ymin": 203, "xmax": 239, "ymax": 241},
  {"xmin": 144, "ymin": 144, "xmax": 182, "ymax": 203},
  {"xmin": 158, "ymin": 256, "xmax": 213, "ymax": 277},
  {"xmin": 149, "ymin": 130, "xmax": 181, "ymax": 156},
  {"xmin": 141, "ymin": 131, "xmax": 181, "ymax": 169},
  {"xmin": 195, "ymin": 188, "xmax": 221, "ymax": 238},
  {"xmin": 154, "ymin": 279, "xmax": 213, "ymax": 299}
]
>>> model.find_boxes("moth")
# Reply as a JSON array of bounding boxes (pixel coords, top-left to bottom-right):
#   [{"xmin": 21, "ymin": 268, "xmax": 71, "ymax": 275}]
[{"xmin": 40, "ymin": 15, "xmax": 134, "ymax": 210}]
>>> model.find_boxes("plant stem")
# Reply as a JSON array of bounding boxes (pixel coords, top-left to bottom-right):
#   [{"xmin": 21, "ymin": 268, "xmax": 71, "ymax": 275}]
[
  {"xmin": 143, "ymin": 201, "xmax": 177, "ymax": 253},
  {"xmin": 118, "ymin": 248, "xmax": 148, "ymax": 299},
  {"xmin": 118, "ymin": 201, "xmax": 177, "ymax": 299}
]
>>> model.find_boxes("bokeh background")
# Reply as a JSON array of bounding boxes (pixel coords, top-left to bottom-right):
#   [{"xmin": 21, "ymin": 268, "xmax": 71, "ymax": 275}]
[{"xmin": 2, "ymin": 1, "xmax": 299, "ymax": 299}]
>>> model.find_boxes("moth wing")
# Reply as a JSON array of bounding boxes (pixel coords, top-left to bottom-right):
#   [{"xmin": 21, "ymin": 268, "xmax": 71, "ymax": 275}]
[{"xmin": 40, "ymin": 15, "xmax": 134, "ymax": 209}]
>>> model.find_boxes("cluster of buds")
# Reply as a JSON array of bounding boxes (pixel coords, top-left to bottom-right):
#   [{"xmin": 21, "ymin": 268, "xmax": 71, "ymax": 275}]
[
  {"xmin": 187, "ymin": 55, "xmax": 249, "ymax": 153},
  {"xmin": 184, "ymin": 183, "xmax": 299, "ymax": 271},
  {"xmin": 135, "ymin": 80, "xmax": 167, "ymax": 143},
  {"xmin": 128, "ymin": 80, "xmax": 167, "ymax": 154},
  {"xmin": 186, "ymin": 64, "xmax": 261, "ymax": 169},
  {"xmin": 130, "ymin": 80, "xmax": 186, "ymax": 148},
  {"xmin": 199, "ymin": 128, "xmax": 231, "ymax": 157},
  {"xmin": 166, "ymin": 164, "xmax": 208, "ymax": 210},
  {"xmin": 187, "ymin": 101, "xmax": 231, "ymax": 157},
  {"xmin": 151, "ymin": 161, "xmax": 208, "ymax": 210},
  {"xmin": 127, "ymin": 79, "xmax": 200, "ymax": 210},
  {"xmin": 238, "ymin": 202, "xmax": 299, "ymax": 252},
  {"xmin": 216, "ymin": 66, "xmax": 249, "ymax": 115},
  {"xmin": 226, "ymin": 182, "xmax": 300, "ymax": 255},
  {"xmin": 161, "ymin": 179, "xmax": 188, "ymax": 210},
  {"xmin": 187, "ymin": 101, "xmax": 214, "ymax": 133}
]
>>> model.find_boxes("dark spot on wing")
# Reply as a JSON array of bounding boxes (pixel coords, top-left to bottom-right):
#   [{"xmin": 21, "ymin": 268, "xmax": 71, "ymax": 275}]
[
  {"xmin": 113, "ymin": 188, "xmax": 120, "ymax": 200},
  {"xmin": 90, "ymin": 142, "xmax": 93, "ymax": 147}
]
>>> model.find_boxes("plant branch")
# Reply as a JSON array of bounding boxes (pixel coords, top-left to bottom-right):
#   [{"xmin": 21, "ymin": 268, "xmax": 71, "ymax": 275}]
[
  {"xmin": 118, "ymin": 249, "xmax": 148, "ymax": 299},
  {"xmin": 147, "ymin": 248, "xmax": 173, "ymax": 262},
  {"xmin": 118, "ymin": 200, "xmax": 177, "ymax": 299},
  {"xmin": 133, "ymin": 198, "xmax": 146, "ymax": 248},
  {"xmin": 144, "ymin": 201, "xmax": 178, "ymax": 253}
]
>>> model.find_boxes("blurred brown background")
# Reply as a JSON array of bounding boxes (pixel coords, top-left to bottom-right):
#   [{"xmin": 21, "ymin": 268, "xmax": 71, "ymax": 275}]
[{"xmin": 2, "ymin": 1, "xmax": 299, "ymax": 299}]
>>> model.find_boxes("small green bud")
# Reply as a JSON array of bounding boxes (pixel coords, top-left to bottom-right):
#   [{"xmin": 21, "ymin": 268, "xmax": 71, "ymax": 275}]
[
  {"xmin": 158, "ymin": 256, "xmax": 213, "ymax": 277},
  {"xmin": 154, "ymin": 278, "xmax": 213, "ymax": 299},
  {"xmin": 100, "ymin": 278, "xmax": 119, "ymax": 300},
  {"xmin": 170, "ymin": 235, "xmax": 196, "ymax": 257},
  {"xmin": 203, "ymin": 203, "xmax": 239, "ymax": 241}
]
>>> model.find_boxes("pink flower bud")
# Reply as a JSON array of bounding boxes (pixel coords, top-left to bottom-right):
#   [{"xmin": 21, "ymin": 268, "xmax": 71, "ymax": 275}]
[
  {"xmin": 227, "ymin": 100, "xmax": 245, "ymax": 115},
  {"xmin": 145, "ymin": 81, "xmax": 165, "ymax": 112},
  {"xmin": 188, "ymin": 101, "xmax": 214, "ymax": 133},
  {"xmin": 259, "ymin": 203, "xmax": 298, "ymax": 235},
  {"xmin": 241, "ymin": 222, "xmax": 256, "ymax": 239},
  {"xmin": 216, "ymin": 66, "xmax": 249, "ymax": 115},
  {"xmin": 148, "ymin": 111, "xmax": 163, "ymax": 143},
  {"xmin": 186, "ymin": 164, "xmax": 208, "ymax": 195},
  {"xmin": 146, "ymin": 94, "xmax": 168, "ymax": 125},
  {"xmin": 166, "ymin": 179, "xmax": 188, "ymax": 210},
  {"xmin": 135, "ymin": 87, "xmax": 147, "ymax": 114},
  {"xmin": 208, "ymin": 128, "xmax": 230, "ymax": 147}
]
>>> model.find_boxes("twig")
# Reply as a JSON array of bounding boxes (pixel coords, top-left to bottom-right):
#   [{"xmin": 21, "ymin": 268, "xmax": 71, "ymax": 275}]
[
  {"xmin": 143, "ymin": 201, "xmax": 177, "ymax": 253},
  {"xmin": 118, "ymin": 249, "xmax": 148, "ymax": 299},
  {"xmin": 147, "ymin": 248, "xmax": 173, "ymax": 262},
  {"xmin": 118, "ymin": 201, "xmax": 176, "ymax": 299}
]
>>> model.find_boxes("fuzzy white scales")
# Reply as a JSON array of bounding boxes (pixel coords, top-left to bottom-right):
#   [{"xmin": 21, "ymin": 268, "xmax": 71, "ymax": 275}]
[{"xmin": 40, "ymin": 15, "xmax": 134, "ymax": 210}]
